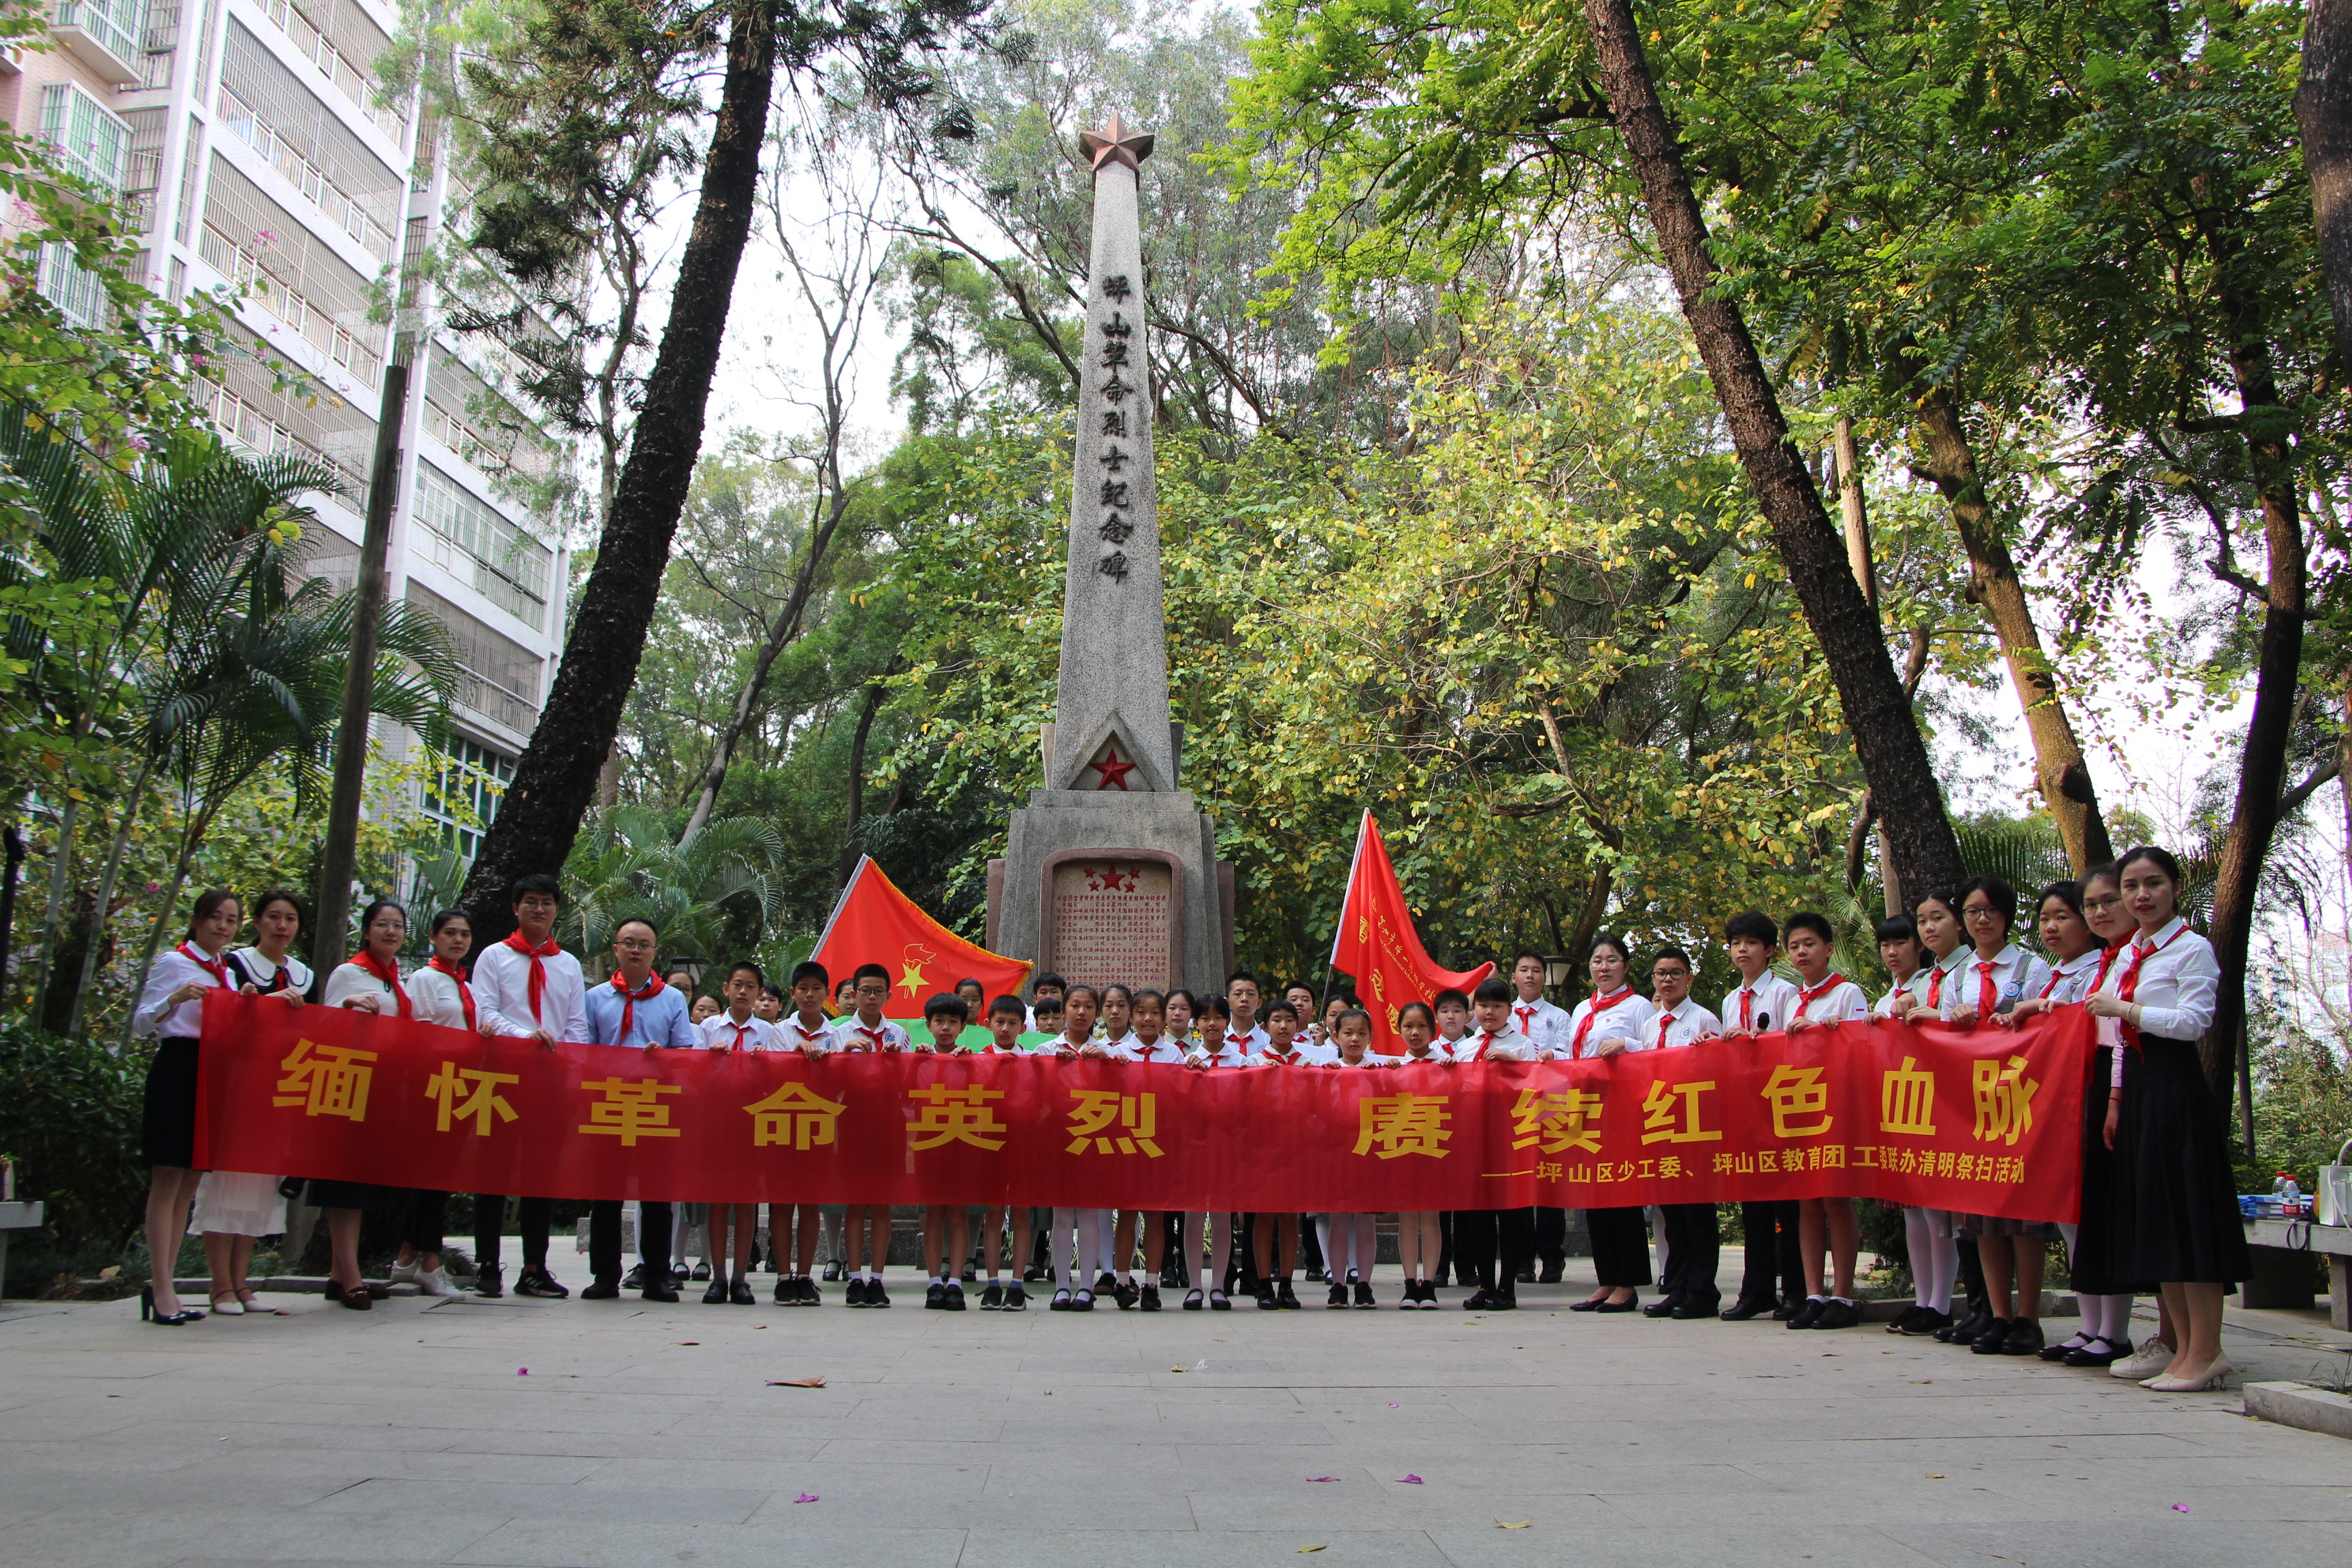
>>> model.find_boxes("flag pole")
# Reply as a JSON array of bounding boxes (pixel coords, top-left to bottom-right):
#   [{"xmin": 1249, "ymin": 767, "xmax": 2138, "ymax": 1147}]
[
  {"xmin": 1322, "ymin": 811, "xmax": 1373, "ymax": 1015},
  {"xmin": 813, "ymin": 854, "xmax": 869, "ymax": 960}
]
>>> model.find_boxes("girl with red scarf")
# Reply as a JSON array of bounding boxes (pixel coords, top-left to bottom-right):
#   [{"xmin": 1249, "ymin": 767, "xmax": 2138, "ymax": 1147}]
[{"xmin": 312, "ymin": 900, "xmax": 434, "ymax": 1308}]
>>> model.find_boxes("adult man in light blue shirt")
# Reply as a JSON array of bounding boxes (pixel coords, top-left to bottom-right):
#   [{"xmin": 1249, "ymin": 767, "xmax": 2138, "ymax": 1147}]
[{"xmin": 581, "ymin": 918, "xmax": 697, "ymax": 1303}]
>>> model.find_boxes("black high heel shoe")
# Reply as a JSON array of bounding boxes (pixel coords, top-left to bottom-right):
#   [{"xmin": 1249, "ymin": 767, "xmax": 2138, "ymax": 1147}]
[{"xmin": 140, "ymin": 1285, "xmax": 203, "ymax": 1325}]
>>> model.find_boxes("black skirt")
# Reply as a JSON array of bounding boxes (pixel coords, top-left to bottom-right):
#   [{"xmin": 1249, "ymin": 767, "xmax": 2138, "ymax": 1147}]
[
  {"xmin": 2068, "ymin": 1043, "xmax": 2152, "ymax": 1295},
  {"xmin": 306, "ymin": 1178, "xmax": 405, "ymax": 1211},
  {"xmin": 140, "ymin": 1037, "xmax": 202, "ymax": 1169},
  {"xmin": 1586, "ymin": 1206, "xmax": 1654, "ymax": 1288},
  {"xmin": 2106, "ymin": 1036, "xmax": 2251, "ymax": 1286}
]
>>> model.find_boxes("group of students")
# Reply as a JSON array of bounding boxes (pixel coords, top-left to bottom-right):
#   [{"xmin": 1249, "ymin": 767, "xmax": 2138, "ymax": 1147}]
[{"xmin": 128, "ymin": 849, "xmax": 2248, "ymax": 1393}]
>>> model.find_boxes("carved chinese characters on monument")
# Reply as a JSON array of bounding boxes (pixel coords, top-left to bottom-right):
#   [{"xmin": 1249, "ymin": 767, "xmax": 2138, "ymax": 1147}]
[{"xmin": 1049, "ymin": 859, "xmax": 1174, "ymax": 990}]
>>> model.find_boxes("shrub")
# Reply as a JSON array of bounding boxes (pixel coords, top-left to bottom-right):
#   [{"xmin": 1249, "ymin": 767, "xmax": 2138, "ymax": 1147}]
[{"xmin": 0, "ymin": 1026, "xmax": 150, "ymax": 1258}]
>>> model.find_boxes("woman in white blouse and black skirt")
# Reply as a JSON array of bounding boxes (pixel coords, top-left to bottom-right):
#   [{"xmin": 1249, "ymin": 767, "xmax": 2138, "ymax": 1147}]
[
  {"xmin": 129, "ymin": 888, "xmax": 244, "ymax": 1324},
  {"xmin": 2085, "ymin": 846, "xmax": 2249, "ymax": 1392},
  {"xmin": 315, "ymin": 900, "xmax": 438, "ymax": 1307}
]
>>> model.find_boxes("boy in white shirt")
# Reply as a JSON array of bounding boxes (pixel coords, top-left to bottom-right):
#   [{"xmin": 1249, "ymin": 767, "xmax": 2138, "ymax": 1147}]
[
  {"xmin": 1432, "ymin": 987, "xmax": 1474, "ymax": 1056},
  {"xmin": 916, "ymin": 993, "xmax": 975, "ymax": 1311},
  {"xmin": 1718, "ymin": 910, "xmax": 1803, "ymax": 1320},
  {"xmin": 1455, "ymin": 977, "xmax": 1537, "ymax": 1309},
  {"xmin": 833, "ymin": 962, "xmax": 909, "ymax": 1307},
  {"xmin": 1781, "ymin": 912, "xmax": 1869, "ymax": 1329},
  {"xmin": 771, "ymin": 960, "xmax": 836, "ymax": 1303},
  {"xmin": 699, "ymin": 960, "xmax": 779, "ymax": 1305},
  {"xmin": 975, "ymin": 995, "xmax": 1034, "ymax": 1311},
  {"xmin": 1643, "ymin": 945, "xmax": 1725, "ymax": 1319},
  {"xmin": 1507, "ymin": 951, "xmax": 1573, "ymax": 1051},
  {"xmin": 1109, "ymin": 989, "xmax": 1183, "ymax": 1309},
  {"xmin": 1225, "ymin": 969, "xmax": 1272, "ymax": 1057}
]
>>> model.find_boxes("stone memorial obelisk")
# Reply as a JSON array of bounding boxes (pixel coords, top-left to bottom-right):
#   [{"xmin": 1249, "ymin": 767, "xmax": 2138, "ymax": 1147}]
[{"xmin": 986, "ymin": 117, "xmax": 1235, "ymax": 992}]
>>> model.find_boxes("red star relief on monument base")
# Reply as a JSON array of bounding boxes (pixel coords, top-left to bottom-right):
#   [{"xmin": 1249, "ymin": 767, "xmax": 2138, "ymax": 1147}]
[{"xmin": 1090, "ymin": 747, "xmax": 1136, "ymax": 790}]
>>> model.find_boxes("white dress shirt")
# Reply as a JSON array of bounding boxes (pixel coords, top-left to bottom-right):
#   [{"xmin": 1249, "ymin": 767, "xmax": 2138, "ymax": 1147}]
[
  {"xmin": 1223, "ymin": 1022, "xmax": 1271, "ymax": 1058},
  {"xmin": 1719, "ymin": 971, "xmax": 1800, "ymax": 1034},
  {"xmin": 1505, "ymin": 994, "xmax": 1573, "ymax": 1052},
  {"xmin": 1434, "ymin": 1028, "xmax": 1475, "ymax": 1061},
  {"xmin": 777, "ymin": 1013, "xmax": 838, "ymax": 1053},
  {"xmin": 408, "ymin": 964, "xmax": 514, "ymax": 1033},
  {"xmin": 1184, "ymin": 1036, "xmax": 1250, "ymax": 1068},
  {"xmin": 700, "ymin": 1011, "xmax": 782, "ymax": 1051},
  {"xmin": 227, "ymin": 946, "xmax": 312, "ymax": 998},
  {"xmin": 1790, "ymin": 975, "xmax": 1871, "ymax": 1024},
  {"xmin": 470, "ymin": 939, "xmax": 592, "ymax": 1043},
  {"xmin": 830, "ymin": 1015, "xmax": 911, "ymax": 1052},
  {"xmin": 2038, "ymin": 948, "xmax": 2106, "ymax": 1005},
  {"xmin": 1455, "ymin": 1027, "xmax": 1538, "ymax": 1062},
  {"xmin": 1114, "ymin": 1031, "xmax": 1190, "ymax": 1064},
  {"xmin": 2092, "ymin": 917, "xmax": 2219, "ymax": 1041},
  {"xmin": 1567, "ymin": 988, "xmax": 1656, "ymax": 1056},
  {"xmin": 323, "ymin": 960, "xmax": 404, "ymax": 1014},
  {"xmin": 1904, "ymin": 947, "xmax": 1973, "ymax": 1014},
  {"xmin": 133, "ymin": 943, "xmax": 236, "ymax": 1039},
  {"xmin": 1647, "ymin": 998, "xmax": 1722, "ymax": 1049},
  {"xmin": 1940, "ymin": 943, "xmax": 2053, "ymax": 1020}
]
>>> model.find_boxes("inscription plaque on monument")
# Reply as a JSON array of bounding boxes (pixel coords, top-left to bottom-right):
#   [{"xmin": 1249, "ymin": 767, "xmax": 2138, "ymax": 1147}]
[{"xmin": 1047, "ymin": 858, "xmax": 1174, "ymax": 991}]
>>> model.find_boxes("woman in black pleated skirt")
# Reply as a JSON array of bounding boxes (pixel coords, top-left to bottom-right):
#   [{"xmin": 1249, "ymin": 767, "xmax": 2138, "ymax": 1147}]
[{"xmin": 2087, "ymin": 847, "xmax": 2248, "ymax": 1393}]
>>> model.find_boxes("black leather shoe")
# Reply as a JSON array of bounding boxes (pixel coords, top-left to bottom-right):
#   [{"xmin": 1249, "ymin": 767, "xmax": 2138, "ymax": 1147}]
[
  {"xmin": 701, "ymin": 1278, "xmax": 728, "ymax": 1305},
  {"xmin": 1462, "ymin": 1288, "xmax": 1494, "ymax": 1310},
  {"xmin": 1771, "ymin": 1298, "xmax": 1801, "ymax": 1321},
  {"xmin": 1719, "ymin": 1296, "xmax": 1774, "ymax": 1321},
  {"xmin": 2040, "ymin": 1333, "xmax": 2092, "ymax": 1362},
  {"xmin": 581, "ymin": 1277, "xmax": 620, "ymax": 1300},
  {"xmin": 925, "ymin": 1282, "xmax": 947, "ymax": 1310},
  {"xmin": 1255, "ymin": 1284, "xmax": 1279, "ymax": 1309},
  {"xmin": 1997, "ymin": 1319, "xmax": 2044, "ymax": 1356},
  {"xmin": 1786, "ymin": 1297, "xmax": 1826, "ymax": 1330},
  {"xmin": 1812, "ymin": 1298, "xmax": 1860, "ymax": 1329},
  {"xmin": 641, "ymin": 1284, "xmax": 681, "ymax": 1303},
  {"xmin": 1937, "ymin": 1308, "xmax": 1991, "ymax": 1343},
  {"xmin": 1140, "ymin": 1284, "xmax": 1162, "ymax": 1311},
  {"xmin": 1903, "ymin": 1308, "xmax": 1952, "ymax": 1337},
  {"xmin": 1277, "ymin": 1279, "xmax": 1303, "ymax": 1310},
  {"xmin": 1672, "ymin": 1297, "xmax": 1722, "ymax": 1320},
  {"xmin": 1593, "ymin": 1294, "xmax": 1639, "ymax": 1313},
  {"xmin": 1568, "ymin": 1295, "xmax": 1607, "ymax": 1312},
  {"xmin": 730, "ymin": 1278, "xmax": 755, "ymax": 1305},
  {"xmin": 1514, "ymin": 1266, "xmax": 1537, "ymax": 1284},
  {"xmin": 775, "ymin": 1275, "xmax": 794, "ymax": 1305},
  {"xmin": 1884, "ymin": 1304, "xmax": 1925, "ymax": 1335},
  {"xmin": 621, "ymin": 1264, "xmax": 646, "ymax": 1290},
  {"xmin": 691, "ymin": 1262, "xmax": 711, "ymax": 1281},
  {"xmin": 1970, "ymin": 1317, "xmax": 2014, "ymax": 1354},
  {"xmin": 1642, "ymin": 1296, "xmax": 1680, "ymax": 1318},
  {"xmin": 473, "ymin": 1265, "xmax": 504, "ymax": 1298},
  {"xmin": 1537, "ymin": 1260, "xmax": 1565, "ymax": 1284},
  {"xmin": 2063, "ymin": 1337, "xmax": 2124, "ymax": 1367}
]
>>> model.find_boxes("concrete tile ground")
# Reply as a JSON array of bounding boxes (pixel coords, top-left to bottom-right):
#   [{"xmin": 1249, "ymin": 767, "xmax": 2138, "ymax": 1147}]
[{"xmin": 1, "ymin": 1251, "xmax": 2347, "ymax": 1568}]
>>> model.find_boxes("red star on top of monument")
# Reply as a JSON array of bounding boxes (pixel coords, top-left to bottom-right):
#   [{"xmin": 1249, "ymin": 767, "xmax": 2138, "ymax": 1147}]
[
  {"xmin": 1078, "ymin": 114, "xmax": 1155, "ymax": 172},
  {"xmin": 1090, "ymin": 746, "xmax": 1137, "ymax": 791}
]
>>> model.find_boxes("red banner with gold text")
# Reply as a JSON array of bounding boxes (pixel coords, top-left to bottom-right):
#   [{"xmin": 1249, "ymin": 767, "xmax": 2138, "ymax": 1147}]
[{"xmin": 193, "ymin": 994, "xmax": 2091, "ymax": 1220}]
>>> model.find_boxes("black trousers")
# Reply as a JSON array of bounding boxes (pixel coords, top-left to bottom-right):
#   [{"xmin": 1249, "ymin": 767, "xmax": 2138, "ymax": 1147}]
[
  {"xmin": 1956, "ymin": 1234, "xmax": 1990, "ymax": 1316},
  {"xmin": 1738, "ymin": 1199, "xmax": 1802, "ymax": 1304},
  {"xmin": 1454, "ymin": 1207, "xmax": 1533, "ymax": 1292},
  {"xmin": 402, "ymin": 1190, "xmax": 446, "ymax": 1255},
  {"xmin": 1299, "ymin": 1215, "xmax": 1324, "ymax": 1273},
  {"xmin": 1533, "ymin": 1205, "xmax": 1568, "ymax": 1265},
  {"xmin": 473, "ymin": 1194, "xmax": 553, "ymax": 1271},
  {"xmin": 1586, "ymin": 1206, "xmax": 1654, "ymax": 1288},
  {"xmin": 589, "ymin": 1200, "xmax": 671, "ymax": 1284},
  {"xmin": 1659, "ymin": 1203, "xmax": 1720, "ymax": 1304}
]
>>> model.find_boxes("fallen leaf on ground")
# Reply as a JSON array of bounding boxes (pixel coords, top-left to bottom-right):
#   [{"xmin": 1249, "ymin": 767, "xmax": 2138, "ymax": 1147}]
[
  {"xmin": 676, "ymin": 1341, "xmax": 698, "ymax": 1346},
  {"xmin": 1497, "ymin": 1520, "xmax": 1531, "ymax": 1529},
  {"xmin": 1925, "ymin": 1474, "xmax": 1945, "ymax": 1480},
  {"xmin": 1298, "ymin": 1546, "xmax": 1326, "ymax": 1554},
  {"xmin": 1171, "ymin": 1367, "xmax": 1188, "ymax": 1373},
  {"xmin": 767, "ymin": 1376, "xmax": 826, "ymax": 1388}
]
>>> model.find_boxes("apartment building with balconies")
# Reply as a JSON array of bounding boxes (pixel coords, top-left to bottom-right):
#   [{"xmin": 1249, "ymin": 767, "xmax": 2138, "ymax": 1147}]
[{"xmin": 5, "ymin": 0, "xmax": 570, "ymax": 849}]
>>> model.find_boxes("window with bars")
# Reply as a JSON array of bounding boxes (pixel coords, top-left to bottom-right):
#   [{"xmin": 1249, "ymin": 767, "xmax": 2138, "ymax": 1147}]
[
  {"xmin": 405, "ymin": 580, "xmax": 544, "ymax": 736},
  {"xmin": 419, "ymin": 736, "xmax": 513, "ymax": 858},
  {"xmin": 412, "ymin": 461, "xmax": 553, "ymax": 631},
  {"xmin": 199, "ymin": 153, "xmax": 384, "ymax": 387},
  {"xmin": 206, "ymin": 327, "xmax": 378, "ymax": 488},
  {"xmin": 55, "ymin": 0, "xmax": 145, "ymax": 73},
  {"xmin": 215, "ymin": 18, "xmax": 402, "ymax": 262},
  {"xmin": 39, "ymin": 82, "xmax": 131, "ymax": 192}
]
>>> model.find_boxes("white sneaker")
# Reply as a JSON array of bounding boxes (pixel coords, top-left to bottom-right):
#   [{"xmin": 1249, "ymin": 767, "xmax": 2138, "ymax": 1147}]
[
  {"xmin": 387, "ymin": 1256, "xmax": 421, "ymax": 1287},
  {"xmin": 2109, "ymin": 1337, "xmax": 2174, "ymax": 1379},
  {"xmin": 417, "ymin": 1265, "xmax": 463, "ymax": 1298}
]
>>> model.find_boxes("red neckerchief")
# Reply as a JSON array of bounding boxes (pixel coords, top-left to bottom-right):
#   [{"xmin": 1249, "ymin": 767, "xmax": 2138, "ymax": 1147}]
[
  {"xmin": 1927, "ymin": 955, "xmax": 1953, "ymax": 1008},
  {"xmin": 350, "ymin": 951, "xmax": 412, "ymax": 1019},
  {"xmin": 1465, "ymin": 1029, "xmax": 1505, "ymax": 1062},
  {"xmin": 1794, "ymin": 973, "xmax": 1847, "ymax": 1021},
  {"xmin": 2087, "ymin": 936, "xmax": 2129, "ymax": 995},
  {"xmin": 1514, "ymin": 1002, "xmax": 1539, "ymax": 1036},
  {"xmin": 851, "ymin": 1016, "xmax": 892, "ymax": 1051},
  {"xmin": 2115, "ymin": 922, "xmax": 2194, "ymax": 1049},
  {"xmin": 1571, "ymin": 987, "xmax": 1634, "ymax": 1055},
  {"xmin": 609, "ymin": 970, "xmax": 665, "ymax": 1041},
  {"xmin": 1263, "ymin": 1043, "xmax": 1304, "ymax": 1065},
  {"xmin": 239, "ymin": 949, "xmax": 296, "ymax": 994},
  {"xmin": 786, "ymin": 1015, "xmax": 830, "ymax": 1047},
  {"xmin": 427, "ymin": 954, "xmax": 475, "ymax": 1029},
  {"xmin": 1738, "ymin": 986, "xmax": 1755, "ymax": 1030},
  {"xmin": 178, "ymin": 941, "xmax": 229, "ymax": 988},
  {"xmin": 1656, "ymin": 1009, "xmax": 1675, "ymax": 1048},
  {"xmin": 503, "ymin": 932, "xmax": 559, "ymax": 1024},
  {"xmin": 722, "ymin": 1013, "xmax": 759, "ymax": 1049}
]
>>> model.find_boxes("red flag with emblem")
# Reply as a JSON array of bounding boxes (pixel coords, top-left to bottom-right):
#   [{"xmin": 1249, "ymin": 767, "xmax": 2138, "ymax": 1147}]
[
  {"xmin": 813, "ymin": 855, "xmax": 1032, "ymax": 1009},
  {"xmin": 1331, "ymin": 811, "xmax": 1495, "ymax": 1049}
]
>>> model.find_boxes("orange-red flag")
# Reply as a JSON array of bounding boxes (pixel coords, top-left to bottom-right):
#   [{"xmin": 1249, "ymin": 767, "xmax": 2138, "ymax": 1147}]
[
  {"xmin": 813, "ymin": 856, "xmax": 1032, "ymax": 1010},
  {"xmin": 1330, "ymin": 811, "xmax": 1494, "ymax": 1049}
]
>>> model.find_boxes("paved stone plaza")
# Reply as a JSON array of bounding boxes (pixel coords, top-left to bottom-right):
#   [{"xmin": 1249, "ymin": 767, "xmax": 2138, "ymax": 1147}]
[{"xmin": 2, "ymin": 1257, "xmax": 2348, "ymax": 1568}]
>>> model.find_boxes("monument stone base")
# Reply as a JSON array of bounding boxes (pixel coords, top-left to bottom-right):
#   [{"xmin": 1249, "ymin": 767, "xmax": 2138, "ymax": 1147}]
[{"xmin": 987, "ymin": 789, "xmax": 1233, "ymax": 996}]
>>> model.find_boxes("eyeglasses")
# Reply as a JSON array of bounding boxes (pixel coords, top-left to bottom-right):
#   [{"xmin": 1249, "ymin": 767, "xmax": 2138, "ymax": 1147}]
[{"xmin": 2083, "ymin": 895, "xmax": 2123, "ymax": 910}]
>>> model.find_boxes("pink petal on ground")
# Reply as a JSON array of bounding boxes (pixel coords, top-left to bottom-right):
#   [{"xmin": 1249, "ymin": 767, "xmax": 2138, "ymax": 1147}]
[
  {"xmin": 2172, "ymin": 1505, "xmax": 2189, "ymax": 1514},
  {"xmin": 795, "ymin": 1493, "xmax": 819, "ymax": 1503},
  {"xmin": 1307, "ymin": 1476, "xmax": 1339, "ymax": 1483},
  {"xmin": 1398, "ymin": 1475, "xmax": 1424, "ymax": 1484}
]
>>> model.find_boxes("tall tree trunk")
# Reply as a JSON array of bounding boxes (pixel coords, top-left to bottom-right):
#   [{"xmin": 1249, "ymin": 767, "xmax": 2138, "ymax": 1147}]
[
  {"xmin": 836, "ymin": 674, "xmax": 887, "ymax": 891},
  {"xmin": 1910, "ymin": 383, "xmax": 2113, "ymax": 875},
  {"xmin": 29, "ymin": 794, "xmax": 78, "ymax": 1022},
  {"xmin": 456, "ymin": 0, "xmax": 779, "ymax": 947},
  {"xmin": 681, "ymin": 487, "xmax": 852, "ymax": 837},
  {"xmin": 2297, "ymin": 0, "xmax": 2352, "ymax": 376},
  {"xmin": 2193, "ymin": 210, "xmax": 2308, "ymax": 1141},
  {"xmin": 63, "ymin": 757, "xmax": 158, "ymax": 1036},
  {"xmin": 1582, "ymin": 0, "xmax": 1964, "ymax": 896}
]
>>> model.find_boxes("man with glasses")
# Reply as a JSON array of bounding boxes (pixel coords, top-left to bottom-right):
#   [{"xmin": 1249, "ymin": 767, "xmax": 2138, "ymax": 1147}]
[
  {"xmin": 581, "ymin": 918, "xmax": 697, "ymax": 1302},
  {"xmin": 1641, "ymin": 947, "xmax": 1725, "ymax": 1319}
]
